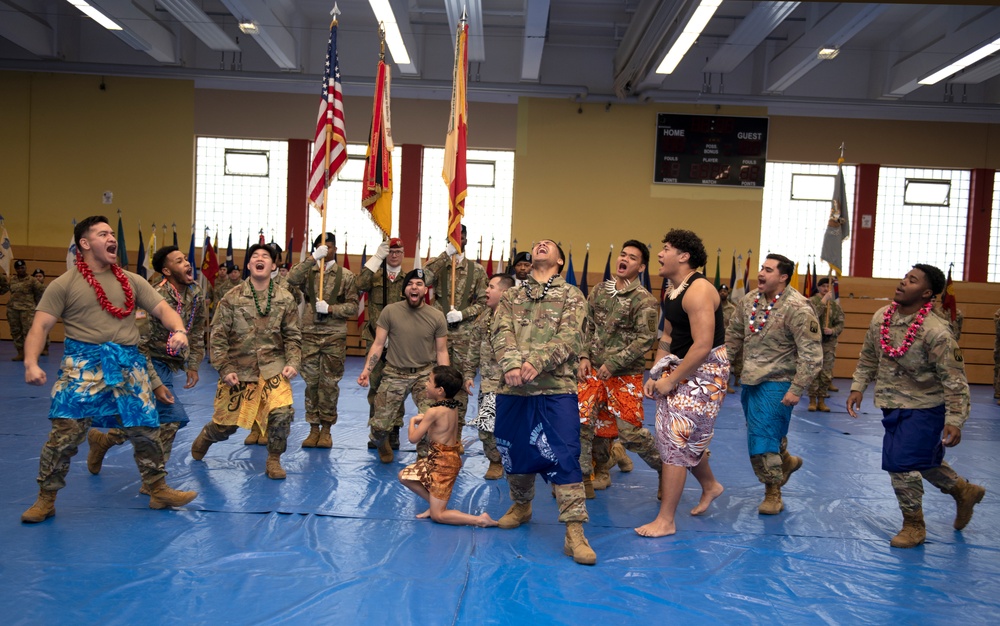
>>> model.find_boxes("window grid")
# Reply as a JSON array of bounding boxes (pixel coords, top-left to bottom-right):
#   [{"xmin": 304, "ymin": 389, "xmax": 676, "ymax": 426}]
[
  {"xmin": 419, "ymin": 148, "xmax": 514, "ymax": 263},
  {"xmin": 306, "ymin": 143, "xmax": 402, "ymax": 259},
  {"xmin": 760, "ymin": 162, "xmax": 856, "ymax": 277},
  {"xmin": 872, "ymin": 167, "xmax": 969, "ymax": 279},
  {"xmin": 989, "ymin": 172, "xmax": 1000, "ymax": 282},
  {"xmin": 196, "ymin": 137, "xmax": 289, "ymax": 250}
]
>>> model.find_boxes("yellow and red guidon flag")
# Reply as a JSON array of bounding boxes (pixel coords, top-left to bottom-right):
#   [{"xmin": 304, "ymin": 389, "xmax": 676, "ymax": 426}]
[
  {"xmin": 308, "ymin": 18, "xmax": 348, "ymax": 211},
  {"xmin": 362, "ymin": 54, "xmax": 393, "ymax": 237},
  {"xmin": 442, "ymin": 21, "xmax": 468, "ymax": 251}
]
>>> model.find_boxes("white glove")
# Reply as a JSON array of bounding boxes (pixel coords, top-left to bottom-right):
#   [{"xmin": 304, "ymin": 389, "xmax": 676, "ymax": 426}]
[
  {"xmin": 315, "ymin": 300, "xmax": 330, "ymax": 314},
  {"xmin": 312, "ymin": 245, "xmax": 328, "ymax": 262},
  {"xmin": 445, "ymin": 242, "xmax": 458, "ymax": 257},
  {"xmin": 373, "ymin": 240, "xmax": 390, "ymax": 261},
  {"xmin": 364, "ymin": 254, "xmax": 383, "ymax": 273},
  {"xmin": 446, "ymin": 308, "xmax": 463, "ymax": 324}
]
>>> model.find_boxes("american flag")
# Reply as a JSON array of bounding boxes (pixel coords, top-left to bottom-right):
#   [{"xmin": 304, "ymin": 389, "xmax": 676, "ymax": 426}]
[{"xmin": 308, "ymin": 19, "xmax": 347, "ymax": 211}]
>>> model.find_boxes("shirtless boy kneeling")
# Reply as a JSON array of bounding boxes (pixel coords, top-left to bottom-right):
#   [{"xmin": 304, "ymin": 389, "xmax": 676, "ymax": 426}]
[{"xmin": 398, "ymin": 365, "xmax": 498, "ymax": 527}]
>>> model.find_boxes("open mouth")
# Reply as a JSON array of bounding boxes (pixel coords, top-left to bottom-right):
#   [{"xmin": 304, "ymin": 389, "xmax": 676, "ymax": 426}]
[
  {"xmin": 618, "ymin": 261, "xmax": 628, "ymax": 272},
  {"xmin": 255, "ymin": 261, "xmax": 266, "ymax": 271},
  {"xmin": 107, "ymin": 244, "xmax": 117, "ymax": 255}
]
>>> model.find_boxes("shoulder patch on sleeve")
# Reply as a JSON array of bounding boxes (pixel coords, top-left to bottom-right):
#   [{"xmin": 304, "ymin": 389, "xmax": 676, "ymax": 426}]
[
  {"xmin": 809, "ymin": 320, "xmax": 819, "ymax": 334},
  {"xmin": 954, "ymin": 347, "xmax": 964, "ymax": 362}
]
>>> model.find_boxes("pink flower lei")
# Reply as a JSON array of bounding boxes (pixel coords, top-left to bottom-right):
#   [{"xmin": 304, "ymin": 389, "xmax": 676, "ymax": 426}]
[{"xmin": 880, "ymin": 301, "xmax": 932, "ymax": 358}]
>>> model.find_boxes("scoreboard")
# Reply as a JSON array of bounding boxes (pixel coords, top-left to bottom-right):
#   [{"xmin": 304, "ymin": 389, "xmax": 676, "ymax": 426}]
[{"xmin": 653, "ymin": 114, "xmax": 769, "ymax": 187}]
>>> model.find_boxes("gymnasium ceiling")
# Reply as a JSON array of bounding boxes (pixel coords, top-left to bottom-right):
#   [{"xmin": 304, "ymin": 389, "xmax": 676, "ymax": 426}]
[{"xmin": 3, "ymin": 1, "xmax": 1000, "ymax": 121}]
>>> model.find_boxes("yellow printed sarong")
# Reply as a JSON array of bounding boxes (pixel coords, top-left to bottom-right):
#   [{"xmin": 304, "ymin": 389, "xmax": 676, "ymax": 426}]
[{"xmin": 212, "ymin": 374, "xmax": 293, "ymax": 432}]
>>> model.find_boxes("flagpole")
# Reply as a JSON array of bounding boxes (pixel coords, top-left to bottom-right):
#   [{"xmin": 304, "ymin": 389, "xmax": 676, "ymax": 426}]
[
  {"xmin": 448, "ymin": 11, "xmax": 468, "ymax": 315},
  {"xmin": 317, "ymin": 6, "xmax": 342, "ymax": 301}
]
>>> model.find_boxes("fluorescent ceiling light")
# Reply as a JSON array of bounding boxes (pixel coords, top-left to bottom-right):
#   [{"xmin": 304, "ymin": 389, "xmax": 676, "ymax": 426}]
[
  {"xmin": 656, "ymin": 0, "xmax": 722, "ymax": 75},
  {"xmin": 67, "ymin": 0, "xmax": 122, "ymax": 31},
  {"xmin": 369, "ymin": 0, "xmax": 411, "ymax": 65},
  {"xmin": 818, "ymin": 47, "xmax": 839, "ymax": 60},
  {"xmin": 238, "ymin": 21, "xmax": 259, "ymax": 35},
  {"xmin": 919, "ymin": 36, "xmax": 1000, "ymax": 85}
]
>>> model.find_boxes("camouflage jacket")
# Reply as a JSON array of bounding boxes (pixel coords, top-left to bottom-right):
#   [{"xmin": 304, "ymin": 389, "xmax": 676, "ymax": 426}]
[
  {"xmin": 851, "ymin": 305, "xmax": 970, "ymax": 428},
  {"xmin": 726, "ymin": 288, "xmax": 823, "ymax": 396},
  {"xmin": 809, "ymin": 294, "xmax": 845, "ymax": 343},
  {"xmin": 581, "ymin": 278, "xmax": 658, "ymax": 376},
  {"xmin": 720, "ymin": 299, "xmax": 735, "ymax": 325},
  {"xmin": 273, "ymin": 274, "xmax": 301, "ymax": 304},
  {"xmin": 356, "ymin": 265, "xmax": 408, "ymax": 343},
  {"xmin": 8, "ymin": 275, "xmax": 45, "ymax": 311},
  {"xmin": 287, "ymin": 259, "xmax": 358, "ymax": 335},
  {"xmin": 426, "ymin": 253, "xmax": 488, "ymax": 331},
  {"xmin": 212, "ymin": 277, "xmax": 241, "ymax": 303},
  {"xmin": 467, "ymin": 309, "xmax": 503, "ymax": 393},
  {"xmin": 211, "ymin": 279, "xmax": 302, "ymax": 382},
  {"xmin": 141, "ymin": 281, "xmax": 208, "ymax": 386},
  {"xmin": 490, "ymin": 274, "xmax": 587, "ymax": 396},
  {"xmin": 931, "ymin": 304, "xmax": 964, "ymax": 341}
]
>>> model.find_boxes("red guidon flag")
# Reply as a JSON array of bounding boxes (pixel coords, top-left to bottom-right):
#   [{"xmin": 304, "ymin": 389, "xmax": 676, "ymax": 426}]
[
  {"xmin": 362, "ymin": 57, "xmax": 393, "ymax": 237},
  {"xmin": 442, "ymin": 21, "xmax": 468, "ymax": 251},
  {"xmin": 308, "ymin": 18, "xmax": 347, "ymax": 211}
]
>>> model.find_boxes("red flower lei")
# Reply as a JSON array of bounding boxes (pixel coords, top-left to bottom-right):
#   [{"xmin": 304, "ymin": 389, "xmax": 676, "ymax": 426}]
[
  {"xmin": 748, "ymin": 291, "xmax": 782, "ymax": 334},
  {"xmin": 880, "ymin": 301, "xmax": 932, "ymax": 358},
  {"xmin": 76, "ymin": 252, "xmax": 135, "ymax": 319}
]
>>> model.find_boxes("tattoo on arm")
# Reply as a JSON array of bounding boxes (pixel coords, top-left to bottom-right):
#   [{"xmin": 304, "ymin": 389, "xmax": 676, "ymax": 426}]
[{"xmin": 659, "ymin": 340, "xmax": 671, "ymax": 353}]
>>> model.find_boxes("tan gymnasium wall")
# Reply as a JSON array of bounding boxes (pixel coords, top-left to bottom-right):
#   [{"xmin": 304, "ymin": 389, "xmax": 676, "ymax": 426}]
[{"xmin": 0, "ymin": 72, "xmax": 196, "ymax": 247}]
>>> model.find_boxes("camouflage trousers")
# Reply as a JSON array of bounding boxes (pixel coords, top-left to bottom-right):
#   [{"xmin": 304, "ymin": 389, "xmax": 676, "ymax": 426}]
[
  {"xmin": 808, "ymin": 341, "xmax": 838, "ymax": 398},
  {"xmin": 37, "ymin": 417, "xmax": 165, "ymax": 490},
  {"xmin": 890, "ymin": 460, "xmax": 961, "ymax": 514},
  {"xmin": 370, "ymin": 364, "xmax": 434, "ymax": 441},
  {"xmin": 479, "ymin": 429, "xmax": 500, "ymax": 464},
  {"xmin": 203, "ymin": 406, "xmax": 294, "ymax": 454},
  {"xmin": 507, "ymin": 473, "xmax": 589, "ymax": 524},
  {"xmin": 749, "ymin": 436, "xmax": 793, "ymax": 485},
  {"xmin": 300, "ymin": 332, "xmax": 346, "ymax": 425},
  {"xmin": 593, "ymin": 417, "xmax": 662, "ymax": 472},
  {"xmin": 103, "ymin": 421, "xmax": 183, "ymax": 463},
  {"xmin": 367, "ymin": 358, "xmax": 405, "ymax": 427},
  {"xmin": 7, "ymin": 308, "xmax": 34, "ymax": 350}
]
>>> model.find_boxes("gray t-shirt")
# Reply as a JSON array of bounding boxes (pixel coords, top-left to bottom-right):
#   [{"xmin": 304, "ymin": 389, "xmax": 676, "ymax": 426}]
[
  {"xmin": 37, "ymin": 267, "xmax": 163, "ymax": 345},
  {"xmin": 377, "ymin": 300, "xmax": 448, "ymax": 369}
]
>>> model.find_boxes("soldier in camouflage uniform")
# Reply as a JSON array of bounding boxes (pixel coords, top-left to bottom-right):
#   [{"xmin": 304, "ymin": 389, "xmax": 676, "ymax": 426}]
[
  {"xmin": 21, "ymin": 215, "xmax": 197, "ymax": 523},
  {"xmin": 7, "ymin": 260, "xmax": 45, "ymax": 361},
  {"xmin": 993, "ymin": 308, "xmax": 1000, "ymax": 403},
  {"xmin": 726, "ymin": 254, "xmax": 822, "ymax": 515},
  {"xmin": 192, "ymin": 243, "xmax": 301, "ymax": 480},
  {"xmin": 807, "ymin": 277, "xmax": 844, "ymax": 412},
  {"xmin": 578, "ymin": 240, "xmax": 660, "ymax": 497},
  {"xmin": 426, "ymin": 225, "xmax": 488, "ymax": 434},
  {"xmin": 213, "ymin": 264, "xmax": 242, "ymax": 303},
  {"xmin": 287, "ymin": 233, "xmax": 358, "ymax": 449},
  {"xmin": 87, "ymin": 245, "xmax": 209, "ymax": 485},
  {"xmin": 357, "ymin": 237, "xmax": 410, "ymax": 449},
  {"xmin": 848, "ymin": 264, "xmax": 985, "ymax": 548},
  {"xmin": 932, "ymin": 300, "xmax": 964, "ymax": 340},
  {"xmin": 358, "ymin": 268, "xmax": 450, "ymax": 463},
  {"xmin": 464, "ymin": 273, "xmax": 515, "ymax": 480},
  {"xmin": 491, "ymin": 239, "xmax": 597, "ymax": 566}
]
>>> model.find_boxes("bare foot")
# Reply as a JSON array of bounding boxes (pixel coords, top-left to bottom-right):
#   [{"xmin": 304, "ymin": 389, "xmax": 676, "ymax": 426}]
[
  {"xmin": 475, "ymin": 513, "xmax": 499, "ymax": 528},
  {"xmin": 416, "ymin": 509, "xmax": 430, "ymax": 519},
  {"xmin": 690, "ymin": 482, "xmax": 725, "ymax": 516},
  {"xmin": 634, "ymin": 518, "xmax": 676, "ymax": 537}
]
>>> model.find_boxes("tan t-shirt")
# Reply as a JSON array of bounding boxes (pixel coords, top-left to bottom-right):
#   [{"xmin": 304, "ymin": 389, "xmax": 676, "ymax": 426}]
[
  {"xmin": 37, "ymin": 267, "xmax": 163, "ymax": 345},
  {"xmin": 377, "ymin": 300, "xmax": 448, "ymax": 369}
]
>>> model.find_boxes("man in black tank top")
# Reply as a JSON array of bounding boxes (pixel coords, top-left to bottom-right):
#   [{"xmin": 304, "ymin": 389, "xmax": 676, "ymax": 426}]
[{"xmin": 636, "ymin": 229, "xmax": 730, "ymax": 538}]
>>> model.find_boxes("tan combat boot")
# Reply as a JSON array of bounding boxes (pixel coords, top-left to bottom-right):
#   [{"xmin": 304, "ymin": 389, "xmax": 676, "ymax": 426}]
[
  {"xmin": 611, "ymin": 441, "xmax": 634, "ymax": 473},
  {"xmin": 301, "ymin": 424, "xmax": 320, "ymax": 448},
  {"xmin": 87, "ymin": 428, "xmax": 123, "ymax": 475},
  {"xmin": 21, "ymin": 489, "xmax": 57, "ymax": 523},
  {"xmin": 816, "ymin": 397, "xmax": 831, "ymax": 412},
  {"xmin": 190, "ymin": 427, "xmax": 213, "ymax": 461},
  {"xmin": 377, "ymin": 437, "xmax": 394, "ymax": 463},
  {"xmin": 497, "ymin": 502, "xmax": 532, "ymax": 529},
  {"xmin": 890, "ymin": 509, "xmax": 926, "ymax": 548},
  {"xmin": 779, "ymin": 451, "xmax": 803, "ymax": 487},
  {"xmin": 828, "ymin": 383, "xmax": 839, "ymax": 392},
  {"xmin": 257, "ymin": 429, "xmax": 269, "ymax": 445},
  {"xmin": 265, "ymin": 452, "xmax": 287, "ymax": 480},
  {"xmin": 758, "ymin": 483, "xmax": 783, "ymax": 515},
  {"xmin": 949, "ymin": 478, "xmax": 986, "ymax": 530},
  {"xmin": 807, "ymin": 397, "xmax": 817, "ymax": 412},
  {"xmin": 484, "ymin": 461, "xmax": 504, "ymax": 480},
  {"xmin": 592, "ymin": 468, "xmax": 611, "ymax": 490},
  {"xmin": 317, "ymin": 424, "xmax": 333, "ymax": 448},
  {"xmin": 13, "ymin": 349, "xmax": 25, "ymax": 361},
  {"xmin": 148, "ymin": 479, "xmax": 197, "ymax": 510},
  {"xmin": 244, "ymin": 423, "xmax": 261, "ymax": 445},
  {"xmin": 583, "ymin": 475, "xmax": 596, "ymax": 500},
  {"xmin": 563, "ymin": 522, "xmax": 597, "ymax": 565}
]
